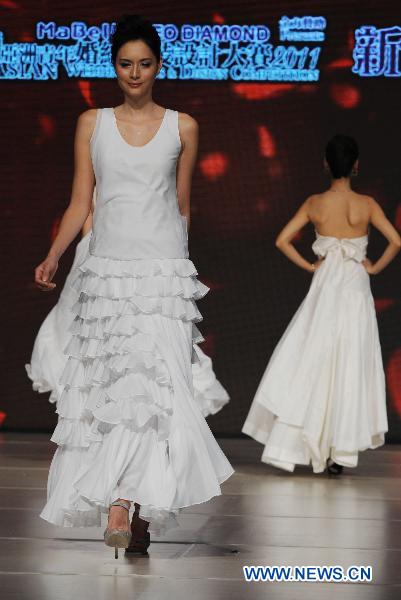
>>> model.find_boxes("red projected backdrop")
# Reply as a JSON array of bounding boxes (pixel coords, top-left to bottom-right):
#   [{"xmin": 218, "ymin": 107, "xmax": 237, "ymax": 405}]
[{"xmin": 1, "ymin": 0, "xmax": 401, "ymax": 439}]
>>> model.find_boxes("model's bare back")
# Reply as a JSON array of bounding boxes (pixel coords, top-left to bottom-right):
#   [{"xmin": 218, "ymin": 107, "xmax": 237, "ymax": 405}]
[{"xmin": 308, "ymin": 190, "xmax": 372, "ymax": 239}]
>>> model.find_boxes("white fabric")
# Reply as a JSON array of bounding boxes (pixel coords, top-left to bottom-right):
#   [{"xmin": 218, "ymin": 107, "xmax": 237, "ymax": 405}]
[
  {"xmin": 242, "ymin": 233, "xmax": 388, "ymax": 473},
  {"xmin": 90, "ymin": 108, "xmax": 188, "ymax": 260},
  {"xmin": 28, "ymin": 107, "xmax": 234, "ymax": 533},
  {"xmin": 26, "ymin": 233, "xmax": 229, "ymax": 417}
]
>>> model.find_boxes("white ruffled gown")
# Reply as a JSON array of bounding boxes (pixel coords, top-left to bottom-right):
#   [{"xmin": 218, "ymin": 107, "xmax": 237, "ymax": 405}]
[
  {"xmin": 242, "ymin": 233, "xmax": 388, "ymax": 473},
  {"xmin": 28, "ymin": 107, "xmax": 234, "ymax": 533},
  {"xmin": 26, "ymin": 232, "xmax": 230, "ymax": 416}
]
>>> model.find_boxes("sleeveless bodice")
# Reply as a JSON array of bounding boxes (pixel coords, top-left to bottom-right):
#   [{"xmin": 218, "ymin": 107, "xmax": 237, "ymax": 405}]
[{"xmin": 89, "ymin": 107, "xmax": 188, "ymax": 260}]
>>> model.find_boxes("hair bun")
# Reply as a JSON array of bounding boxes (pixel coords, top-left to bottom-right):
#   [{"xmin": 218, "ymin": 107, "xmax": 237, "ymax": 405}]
[{"xmin": 110, "ymin": 14, "xmax": 161, "ymax": 64}]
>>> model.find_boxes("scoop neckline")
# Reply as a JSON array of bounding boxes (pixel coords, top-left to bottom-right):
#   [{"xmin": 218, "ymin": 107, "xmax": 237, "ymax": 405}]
[{"xmin": 110, "ymin": 107, "xmax": 168, "ymax": 149}]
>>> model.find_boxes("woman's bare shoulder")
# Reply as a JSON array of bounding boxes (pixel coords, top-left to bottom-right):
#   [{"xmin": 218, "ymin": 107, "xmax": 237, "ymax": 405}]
[
  {"xmin": 77, "ymin": 108, "xmax": 98, "ymax": 126},
  {"xmin": 305, "ymin": 193, "xmax": 324, "ymax": 207},
  {"xmin": 352, "ymin": 191, "xmax": 377, "ymax": 208},
  {"xmin": 177, "ymin": 112, "xmax": 199, "ymax": 134},
  {"xmin": 75, "ymin": 108, "xmax": 98, "ymax": 140}
]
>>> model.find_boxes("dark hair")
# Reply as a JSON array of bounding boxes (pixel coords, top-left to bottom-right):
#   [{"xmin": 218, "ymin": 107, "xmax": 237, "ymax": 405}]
[
  {"xmin": 325, "ymin": 135, "xmax": 359, "ymax": 179},
  {"xmin": 110, "ymin": 15, "xmax": 161, "ymax": 65}
]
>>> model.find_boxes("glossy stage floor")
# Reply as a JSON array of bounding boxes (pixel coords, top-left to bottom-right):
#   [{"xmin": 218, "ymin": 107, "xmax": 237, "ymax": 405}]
[{"xmin": 1, "ymin": 432, "xmax": 400, "ymax": 599}]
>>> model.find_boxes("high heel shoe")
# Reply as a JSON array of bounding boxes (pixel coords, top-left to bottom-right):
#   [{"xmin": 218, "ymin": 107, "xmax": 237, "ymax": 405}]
[
  {"xmin": 104, "ymin": 500, "xmax": 132, "ymax": 559},
  {"xmin": 125, "ymin": 503, "xmax": 151, "ymax": 555},
  {"xmin": 326, "ymin": 458, "xmax": 343, "ymax": 476}
]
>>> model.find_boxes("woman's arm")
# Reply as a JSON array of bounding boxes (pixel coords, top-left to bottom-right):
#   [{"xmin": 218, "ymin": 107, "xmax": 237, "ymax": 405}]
[
  {"xmin": 81, "ymin": 212, "xmax": 93, "ymax": 236},
  {"xmin": 364, "ymin": 198, "xmax": 401, "ymax": 274},
  {"xmin": 176, "ymin": 113, "xmax": 199, "ymax": 231},
  {"xmin": 34, "ymin": 109, "xmax": 97, "ymax": 291},
  {"xmin": 81, "ymin": 186, "xmax": 96, "ymax": 236},
  {"xmin": 275, "ymin": 198, "xmax": 320, "ymax": 273}
]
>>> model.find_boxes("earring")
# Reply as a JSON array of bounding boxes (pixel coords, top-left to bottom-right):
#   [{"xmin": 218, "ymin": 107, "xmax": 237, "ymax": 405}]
[{"xmin": 351, "ymin": 167, "xmax": 358, "ymax": 176}]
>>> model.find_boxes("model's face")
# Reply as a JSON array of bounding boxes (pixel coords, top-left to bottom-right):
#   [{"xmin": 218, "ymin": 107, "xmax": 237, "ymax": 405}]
[{"xmin": 115, "ymin": 40, "xmax": 161, "ymax": 97}]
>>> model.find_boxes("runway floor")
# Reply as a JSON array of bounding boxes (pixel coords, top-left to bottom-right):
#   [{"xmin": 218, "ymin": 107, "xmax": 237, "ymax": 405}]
[{"xmin": 1, "ymin": 432, "xmax": 401, "ymax": 599}]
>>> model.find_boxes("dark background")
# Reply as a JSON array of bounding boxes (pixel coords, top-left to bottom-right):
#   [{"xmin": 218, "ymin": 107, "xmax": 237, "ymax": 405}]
[{"xmin": 1, "ymin": 1, "xmax": 401, "ymax": 439}]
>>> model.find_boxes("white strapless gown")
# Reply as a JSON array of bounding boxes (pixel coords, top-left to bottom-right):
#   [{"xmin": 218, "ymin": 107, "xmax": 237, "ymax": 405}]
[
  {"xmin": 26, "ymin": 232, "xmax": 229, "ymax": 417},
  {"xmin": 242, "ymin": 233, "xmax": 388, "ymax": 473}
]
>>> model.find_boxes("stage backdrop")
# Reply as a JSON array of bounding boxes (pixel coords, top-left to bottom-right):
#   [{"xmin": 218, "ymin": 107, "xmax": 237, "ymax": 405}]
[{"xmin": 1, "ymin": 0, "xmax": 401, "ymax": 439}]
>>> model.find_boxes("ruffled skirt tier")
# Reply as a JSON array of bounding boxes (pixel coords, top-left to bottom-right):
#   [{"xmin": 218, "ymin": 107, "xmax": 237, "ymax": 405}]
[{"xmin": 26, "ymin": 234, "xmax": 229, "ymax": 416}]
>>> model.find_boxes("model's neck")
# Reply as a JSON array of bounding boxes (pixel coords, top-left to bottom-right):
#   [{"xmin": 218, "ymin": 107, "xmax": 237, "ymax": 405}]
[
  {"xmin": 329, "ymin": 177, "xmax": 352, "ymax": 193},
  {"xmin": 123, "ymin": 93, "xmax": 154, "ymax": 113}
]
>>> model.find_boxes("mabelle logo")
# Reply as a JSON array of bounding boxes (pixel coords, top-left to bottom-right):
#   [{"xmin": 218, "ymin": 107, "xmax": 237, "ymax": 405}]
[
  {"xmin": 37, "ymin": 22, "xmax": 272, "ymax": 43},
  {"xmin": 36, "ymin": 21, "xmax": 115, "ymax": 41}
]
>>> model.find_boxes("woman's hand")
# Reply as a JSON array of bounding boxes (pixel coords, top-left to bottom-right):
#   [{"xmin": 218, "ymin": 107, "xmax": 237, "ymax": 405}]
[
  {"xmin": 310, "ymin": 258, "xmax": 324, "ymax": 273},
  {"xmin": 362, "ymin": 258, "xmax": 376, "ymax": 275},
  {"xmin": 34, "ymin": 256, "xmax": 58, "ymax": 291}
]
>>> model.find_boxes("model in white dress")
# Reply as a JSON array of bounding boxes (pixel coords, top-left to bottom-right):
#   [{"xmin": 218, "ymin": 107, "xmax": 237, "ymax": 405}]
[
  {"xmin": 243, "ymin": 231, "xmax": 388, "ymax": 472},
  {"xmin": 26, "ymin": 229, "xmax": 230, "ymax": 417},
  {"xmin": 33, "ymin": 107, "xmax": 234, "ymax": 533},
  {"xmin": 242, "ymin": 136, "xmax": 401, "ymax": 474}
]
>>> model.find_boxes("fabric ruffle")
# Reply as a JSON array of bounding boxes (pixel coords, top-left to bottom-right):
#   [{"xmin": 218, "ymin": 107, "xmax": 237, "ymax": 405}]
[
  {"xmin": 25, "ymin": 363, "xmax": 52, "ymax": 395},
  {"xmin": 74, "ymin": 254, "xmax": 200, "ymax": 279},
  {"xmin": 25, "ymin": 234, "xmax": 91, "ymax": 403},
  {"xmin": 39, "ymin": 252, "xmax": 234, "ymax": 533},
  {"xmin": 25, "ymin": 308, "xmax": 64, "ymax": 404},
  {"xmin": 68, "ymin": 256, "xmax": 208, "ymax": 324},
  {"xmin": 192, "ymin": 344, "xmax": 229, "ymax": 416}
]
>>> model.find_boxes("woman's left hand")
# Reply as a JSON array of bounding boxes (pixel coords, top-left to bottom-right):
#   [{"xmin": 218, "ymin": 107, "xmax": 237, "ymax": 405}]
[
  {"xmin": 362, "ymin": 258, "xmax": 376, "ymax": 274},
  {"xmin": 311, "ymin": 259, "xmax": 324, "ymax": 273}
]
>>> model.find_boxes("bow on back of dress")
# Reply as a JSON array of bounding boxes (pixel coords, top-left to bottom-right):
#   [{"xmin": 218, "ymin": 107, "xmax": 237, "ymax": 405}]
[{"xmin": 312, "ymin": 232, "xmax": 368, "ymax": 263}]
